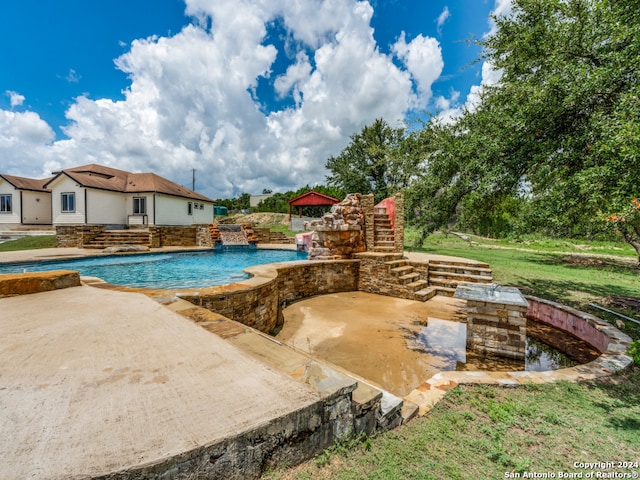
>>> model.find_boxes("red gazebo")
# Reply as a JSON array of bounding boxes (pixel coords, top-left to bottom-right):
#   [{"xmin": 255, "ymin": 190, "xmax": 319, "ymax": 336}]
[{"xmin": 287, "ymin": 190, "xmax": 340, "ymax": 220}]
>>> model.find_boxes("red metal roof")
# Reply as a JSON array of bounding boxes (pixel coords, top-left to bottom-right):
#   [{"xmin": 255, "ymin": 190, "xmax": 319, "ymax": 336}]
[{"xmin": 287, "ymin": 190, "xmax": 340, "ymax": 207}]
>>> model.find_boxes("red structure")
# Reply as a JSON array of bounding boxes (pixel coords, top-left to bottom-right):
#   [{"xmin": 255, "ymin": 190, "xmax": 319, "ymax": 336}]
[{"xmin": 287, "ymin": 190, "xmax": 340, "ymax": 220}]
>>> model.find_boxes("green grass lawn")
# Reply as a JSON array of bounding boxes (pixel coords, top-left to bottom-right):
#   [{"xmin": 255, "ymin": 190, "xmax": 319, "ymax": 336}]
[
  {"xmin": 0, "ymin": 235, "xmax": 56, "ymax": 252},
  {"xmin": 266, "ymin": 231, "xmax": 640, "ymax": 480},
  {"xmin": 266, "ymin": 370, "xmax": 640, "ymax": 480}
]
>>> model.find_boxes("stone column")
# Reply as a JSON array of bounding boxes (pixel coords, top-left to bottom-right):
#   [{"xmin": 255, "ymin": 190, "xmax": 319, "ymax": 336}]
[
  {"xmin": 465, "ymin": 300, "xmax": 528, "ymax": 360},
  {"xmin": 361, "ymin": 194, "xmax": 375, "ymax": 251},
  {"xmin": 393, "ymin": 193, "xmax": 404, "ymax": 253},
  {"xmin": 454, "ymin": 284, "xmax": 529, "ymax": 361}
]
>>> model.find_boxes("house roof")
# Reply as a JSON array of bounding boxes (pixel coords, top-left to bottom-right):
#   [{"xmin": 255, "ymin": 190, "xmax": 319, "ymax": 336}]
[
  {"xmin": 0, "ymin": 174, "xmax": 52, "ymax": 192},
  {"xmin": 288, "ymin": 190, "xmax": 340, "ymax": 207},
  {"xmin": 44, "ymin": 164, "xmax": 214, "ymax": 203}
]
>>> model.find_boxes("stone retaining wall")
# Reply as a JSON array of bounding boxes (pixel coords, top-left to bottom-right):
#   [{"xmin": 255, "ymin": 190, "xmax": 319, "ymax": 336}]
[
  {"xmin": 526, "ymin": 297, "xmax": 611, "ymax": 353},
  {"xmin": 179, "ymin": 260, "xmax": 359, "ymax": 334},
  {"xmin": 357, "ymin": 252, "xmax": 406, "ymax": 297},
  {"xmin": 56, "ymin": 225, "xmax": 105, "ymax": 247},
  {"xmin": 356, "ymin": 252, "xmax": 429, "ymax": 300},
  {"xmin": 149, "ymin": 226, "xmax": 198, "ymax": 247}
]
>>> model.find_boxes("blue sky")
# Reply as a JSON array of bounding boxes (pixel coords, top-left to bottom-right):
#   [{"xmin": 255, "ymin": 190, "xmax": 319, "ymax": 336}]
[{"xmin": 0, "ymin": 0, "xmax": 504, "ymax": 198}]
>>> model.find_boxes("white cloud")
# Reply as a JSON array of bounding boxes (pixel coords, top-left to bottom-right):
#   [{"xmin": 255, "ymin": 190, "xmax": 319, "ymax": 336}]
[
  {"xmin": 393, "ymin": 32, "xmax": 443, "ymax": 107},
  {"xmin": 1, "ymin": 0, "xmax": 446, "ymax": 198},
  {"xmin": 0, "ymin": 109, "xmax": 56, "ymax": 177},
  {"xmin": 65, "ymin": 69, "xmax": 81, "ymax": 83},
  {"xmin": 6, "ymin": 91, "xmax": 25, "ymax": 108},
  {"xmin": 436, "ymin": 6, "xmax": 450, "ymax": 35}
]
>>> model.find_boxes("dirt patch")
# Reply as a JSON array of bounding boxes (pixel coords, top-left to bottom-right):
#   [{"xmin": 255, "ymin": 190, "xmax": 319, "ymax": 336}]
[
  {"xmin": 219, "ymin": 212, "xmax": 291, "ymax": 226},
  {"xmin": 606, "ymin": 294, "xmax": 640, "ymax": 313},
  {"xmin": 560, "ymin": 255, "xmax": 606, "ymax": 267}
]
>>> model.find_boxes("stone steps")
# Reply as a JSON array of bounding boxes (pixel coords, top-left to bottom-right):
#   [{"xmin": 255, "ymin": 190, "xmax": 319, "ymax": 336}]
[
  {"xmin": 429, "ymin": 261, "xmax": 491, "ymax": 272},
  {"xmin": 390, "ymin": 265, "xmax": 414, "ymax": 276},
  {"xmin": 380, "ymin": 256, "xmax": 494, "ymax": 300},
  {"xmin": 429, "ymin": 271, "xmax": 494, "ymax": 283},
  {"xmin": 371, "ymin": 246, "xmax": 396, "ymax": 253},
  {"xmin": 399, "ymin": 272, "xmax": 421, "ymax": 284},
  {"xmin": 414, "ymin": 287, "xmax": 438, "ymax": 301},
  {"xmin": 84, "ymin": 230, "xmax": 151, "ymax": 249},
  {"xmin": 372, "ymin": 208, "xmax": 395, "ymax": 252}
]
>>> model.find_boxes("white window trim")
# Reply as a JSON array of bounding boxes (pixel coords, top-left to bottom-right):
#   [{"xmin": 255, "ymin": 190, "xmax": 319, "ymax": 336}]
[
  {"xmin": 61, "ymin": 192, "xmax": 76, "ymax": 213},
  {"xmin": 0, "ymin": 194, "xmax": 11, "ymax": 213},
  {"xmin": 133, "ymin": 196, "xmax": 147, "ymax": 215}
]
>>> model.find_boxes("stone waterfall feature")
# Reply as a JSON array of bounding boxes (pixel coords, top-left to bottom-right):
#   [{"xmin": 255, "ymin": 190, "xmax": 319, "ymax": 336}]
[
  {"xmin": 305, "ymin": 193, "xmax": 366, "ymax": 260},
  {"xmin": 218, "ymin": 224, "xmax": 249, "ymax": 246}
]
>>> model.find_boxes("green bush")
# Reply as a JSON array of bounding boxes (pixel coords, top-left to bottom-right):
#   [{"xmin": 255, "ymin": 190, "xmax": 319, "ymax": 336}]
[{"xmin": 628, "ymin": 341, "xmax": 640, "ymax": 365}]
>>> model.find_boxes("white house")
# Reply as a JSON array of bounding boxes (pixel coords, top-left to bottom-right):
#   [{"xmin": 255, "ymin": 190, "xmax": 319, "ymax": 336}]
[
  {"xmin": 0, "ymin": 174, "xmax": 52, "ymax": 227},
  {"xmin": 43, "ymin": 164, "xmax": 215, "ymax": 226},
  {"xmin": 1, "ymin": 164, "xmax": 215, "ymax": 227}
]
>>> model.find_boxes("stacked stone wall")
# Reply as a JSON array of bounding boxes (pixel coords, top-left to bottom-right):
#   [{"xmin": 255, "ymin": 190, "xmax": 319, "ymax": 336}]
[
  {"xmin": 356, "ymin": 253, "xmax": 420, "ymax": 300},
  {"xmin": 55, "ymin": 225, "xmax": 106, "ymax": 247},
  {"xmin": 241, "ymin": 224, "xmax": 258, "ymax": 244},
  {"xmin": 149, "ymin": 226, "xmax": 197, "ymax": 247},
  {"xmin": 180, "ymin": 260, "xmax": 359, "ymax": 334},
  {"xmin": 306, "ymin": 194, "xmax": 366, "ymax": 260},
  {"xmin": 195, "ymin": 224, "xmax": 213, "ymax": 247},
  {"xmin": 466, "ymin": 300, "xmax": 528, "ymax": 360},
  {"xmin": 393, "ymin": 194, "xmax": 404, "ymax": 252},
  {"xmin": 193, "ymin": 280, "xmax": 279, "ymax": 332},
  {"xmin": 361, "ymin": 194, "xmax": 375, "ymax": 250},
  {"xmin": 252, "ymin": 228, "xmax": 294, "ymax": 244},
  {"xmin": 276, "ymin": 261, "xmax": 359, "ymax": 306}
]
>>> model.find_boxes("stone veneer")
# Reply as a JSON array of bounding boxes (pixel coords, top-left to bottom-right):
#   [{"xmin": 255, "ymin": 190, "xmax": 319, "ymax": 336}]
[
  {"xmin": 149, "ymin": 226, "xmax": 197, "ymax": 247},
  {"xmin": 306, "ymin": 194, "xmax": 367, "ymax": 260},
  {"xmin": 178, "ymin": 260, "xmax": 359, "ymax": 334},
  {"xmin": 0, "ymin": 270, "xmax": 81, "ymax": 297},
  {"xmin": 356, "ymin": 251, "xmax": 429, "ymax": 300},
  {"xmin": 56, "ymin": 225, "xmax": 106, "ymax": 247},
  {"xmin": 454, "ymin": 284, "xmax": 530, "ymax": 360},
  {"xmin": 56, "ymin": 225, "xmax": 213, "ymax": 248},
  {"xmin": 464, "ymin": 298, "xmax": 528, "ymax": 360}
]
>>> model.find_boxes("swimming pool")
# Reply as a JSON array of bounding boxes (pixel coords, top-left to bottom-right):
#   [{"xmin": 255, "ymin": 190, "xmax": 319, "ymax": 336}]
[{"xmin": 0, "ymin": 249, "xmax": 307, "ymax": 289}]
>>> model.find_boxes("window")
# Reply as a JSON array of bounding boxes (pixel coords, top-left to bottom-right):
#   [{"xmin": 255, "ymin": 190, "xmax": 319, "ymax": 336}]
[
  {"xmin": 133, "ymin": 197, "xmax": 147, "ymax": 215},
  {"xmin": 187, "ymin": 202, "xmax": 193, "ymax": 215},
  {"xmin": 0, "ymin": 194, "xmax": 11, "ymax": 213},
  {"xmin": 61, "ymin": 192, "xmax": 75, "ymax": 213}
]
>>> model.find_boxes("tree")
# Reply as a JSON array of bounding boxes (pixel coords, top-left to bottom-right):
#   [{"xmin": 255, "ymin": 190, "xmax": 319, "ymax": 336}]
[
  {"xmin": 326, "ymin": 118, "xmax": 421, "ymax": 203},
  {"xmin": 407, "ymin": 0, "xmax": 640, "ymax": 259},
  {"xmin": 606, "ymin": 198, "xmax": 640, "ymax": 267}
]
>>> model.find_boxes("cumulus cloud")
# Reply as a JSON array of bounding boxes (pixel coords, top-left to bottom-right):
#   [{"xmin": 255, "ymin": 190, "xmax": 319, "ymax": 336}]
[
  {"xmin": 6, "ymin": 91, "xmax": 25, "ymax": 108},
  {"xmin": 0, "ymin": 109, "xmax": 56, "ymax": 177},
  {"xmin": 393, "ymin": 32, "xmax": 443, "ymax": 107},
  {"xmin": 1, "ymin": 0, "xmax": 446, "ymax": 198}
]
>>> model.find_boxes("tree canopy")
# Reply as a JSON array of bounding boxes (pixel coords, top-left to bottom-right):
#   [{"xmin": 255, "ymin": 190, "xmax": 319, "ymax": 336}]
[
  {"xmin": 405, "ymin": 0, "xmax": 639, "ymax": 256},
  {"xmin": 325, "ymin": 118, "xmax": 422, "ymax": 203}
]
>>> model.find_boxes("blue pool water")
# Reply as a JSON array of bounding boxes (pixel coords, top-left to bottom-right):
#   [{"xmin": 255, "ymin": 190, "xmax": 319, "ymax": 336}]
[{"xmin": 0, "ymin": 249, "xmax": 307, "ymax": 289}]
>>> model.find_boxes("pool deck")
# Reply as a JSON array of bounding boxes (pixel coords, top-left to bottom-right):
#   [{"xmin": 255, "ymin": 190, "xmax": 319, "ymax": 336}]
[
  {"xmin": 0, "ymin": 246, "xmax": 633, "ymax": 478},
  {"xmin": 0, "ymin": 284, "xmax": 335, "ymax": 479}
]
